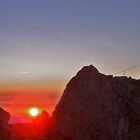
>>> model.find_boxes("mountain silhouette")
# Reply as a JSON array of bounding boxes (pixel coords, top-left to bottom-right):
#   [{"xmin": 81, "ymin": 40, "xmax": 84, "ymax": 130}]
[
  {"xmin": 0, "ymin": 65, "xmax": 140, "ymax": 140},
  {"xmin": 47, "ymin": 65, "xmax": 140, "ymax": 140}
]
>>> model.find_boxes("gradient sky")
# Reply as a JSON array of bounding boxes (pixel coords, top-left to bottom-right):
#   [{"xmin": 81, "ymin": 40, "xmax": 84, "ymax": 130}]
[{"xmin": 0, "ymin": 0, "xmax": 140, "ymax": 123}]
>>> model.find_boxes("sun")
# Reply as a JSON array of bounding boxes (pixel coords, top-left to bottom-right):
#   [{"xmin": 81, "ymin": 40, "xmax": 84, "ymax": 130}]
[{"xmin": 29, "ymin": 107, "xmax": 40, "ymax": 117}]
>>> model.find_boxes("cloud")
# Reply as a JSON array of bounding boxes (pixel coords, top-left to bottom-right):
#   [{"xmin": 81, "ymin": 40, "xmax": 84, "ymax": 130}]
[{"xmin": 0, "ymin": 92, "xmax": 19, "ymax": 102}]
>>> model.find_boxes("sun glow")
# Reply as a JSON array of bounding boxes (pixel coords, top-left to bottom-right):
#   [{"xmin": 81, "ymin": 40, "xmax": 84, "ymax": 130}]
[{"xmin": 29, "ymin": 108, "xmax": 40, "ymax": 117}]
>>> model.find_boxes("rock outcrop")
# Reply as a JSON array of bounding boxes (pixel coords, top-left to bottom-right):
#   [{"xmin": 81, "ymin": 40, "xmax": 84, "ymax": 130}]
[
  {"xmin": 47, "ymin": 65, "xmax": 140, "ymax": 140},
  {"xmin": 0, "ymin": 107, "xmax": 10, "ymax": 140},
  {"xmin": 0, "ymin": 107, "xmax": 18, "ymax": 140}
]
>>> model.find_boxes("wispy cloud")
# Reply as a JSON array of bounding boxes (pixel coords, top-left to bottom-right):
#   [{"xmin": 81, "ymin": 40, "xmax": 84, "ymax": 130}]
[{"xmin": 0, "ymin": 92, "xmax": 19, "ymax": 102}]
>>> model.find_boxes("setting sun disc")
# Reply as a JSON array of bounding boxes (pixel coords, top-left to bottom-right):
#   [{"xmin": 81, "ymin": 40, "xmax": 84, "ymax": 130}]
[{"xmin": 29, "ymin": 108, "xmax": 40, "ymax": 117}]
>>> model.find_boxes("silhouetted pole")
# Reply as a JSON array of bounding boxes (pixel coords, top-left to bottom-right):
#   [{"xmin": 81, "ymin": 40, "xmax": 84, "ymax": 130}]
[{"xmin": 113, "ymin": 64, "xmax": 140, "ymax": 77}]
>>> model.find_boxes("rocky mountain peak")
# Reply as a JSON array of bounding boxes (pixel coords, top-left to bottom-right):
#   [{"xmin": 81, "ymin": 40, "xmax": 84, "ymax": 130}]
[
  {"xmin": 76, "ymin": 65, "xmax": 99, "ymax": 78},
  {"xmin": 47, "ymin": 65, "xmax": 140, "ymax": 140}
]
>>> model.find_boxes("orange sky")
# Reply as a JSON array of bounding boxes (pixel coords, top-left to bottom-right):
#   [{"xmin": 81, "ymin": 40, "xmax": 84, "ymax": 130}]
[{"xmin": 0, "ymin": 79, "xmax": 66, "ymax": 123}]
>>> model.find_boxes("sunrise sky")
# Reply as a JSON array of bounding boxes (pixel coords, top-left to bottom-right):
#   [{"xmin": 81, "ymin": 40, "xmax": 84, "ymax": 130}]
[{"xmin": 0, "ymin": 0, "xmax": 140, "ymax": 123}]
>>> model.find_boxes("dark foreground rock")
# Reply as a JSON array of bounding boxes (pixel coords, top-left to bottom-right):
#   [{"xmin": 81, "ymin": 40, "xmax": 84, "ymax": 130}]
[
  {"xmin": 0, "ymin": 107, "xmax": 11, "ymax": 140},
  {"xmin": 47, "ymin": 65, "xmax": 140, "ymax": 140},
  {"xmin": 0, "ymin": 107, "xmax": 19, "ymax": 140}
]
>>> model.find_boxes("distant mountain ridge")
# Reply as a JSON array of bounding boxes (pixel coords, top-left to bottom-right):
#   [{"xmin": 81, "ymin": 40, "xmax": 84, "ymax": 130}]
[{"xmin": 0, "ymin": 65, "xmax": 140, "ymax": 140}]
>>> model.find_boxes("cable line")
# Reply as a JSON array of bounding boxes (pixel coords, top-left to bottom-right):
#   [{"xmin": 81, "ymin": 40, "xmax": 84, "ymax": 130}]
[{"xmin": 113, "ymin": 64, "xmax": 140, "ymax": 76}]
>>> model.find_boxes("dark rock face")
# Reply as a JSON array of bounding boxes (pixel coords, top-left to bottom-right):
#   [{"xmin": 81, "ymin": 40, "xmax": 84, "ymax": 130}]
[
  {"xmin": 0, "ymin": 107, "xmax": 10, "ymax": 123},
  {"xmin": 0, "ymin": 108, "xmax": 11, "ymax": 139},
  {"xmin": 0, "ymin": 108, "xmax": 17, "ymax": 140},
  {"xmin": 47, "ymin": 65, "xmax": 140, "ymax": 140}
]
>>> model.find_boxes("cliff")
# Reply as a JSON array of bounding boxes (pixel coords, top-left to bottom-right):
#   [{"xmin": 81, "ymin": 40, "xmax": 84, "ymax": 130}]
[{"xmin": 47, "ymin": 65, "xmax": 140, "ymax": 140}]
